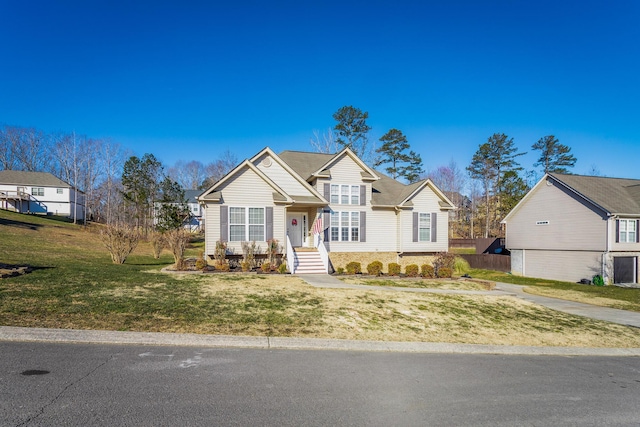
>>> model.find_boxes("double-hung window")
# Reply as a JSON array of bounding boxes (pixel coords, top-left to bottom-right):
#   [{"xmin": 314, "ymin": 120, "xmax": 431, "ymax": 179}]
[
  {"xmin": 619, "ymin": 219, "xmax": 637, "ymax": 243},
  {"xmin": 330, "ymin": 211, "xmax": 359, "ymax": 242},
  {"xmin": 419, "ymin": 213, "xmax": 431, "ymax": 242},
  {"xmin": 330, "ymin": 184, "xmax": 360, "ymax": 205},
  {"xmin": 31, "ymin": 187, "xmax": 44, "ymax": 197},
  {"xmin": 229, "ymin": 207, "xmax": 265, "ymax": 241}
]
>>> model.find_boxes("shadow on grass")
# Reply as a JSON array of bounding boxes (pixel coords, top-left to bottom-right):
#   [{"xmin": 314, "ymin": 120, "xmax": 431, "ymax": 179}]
[{"xmin": 0, "ymin": 217, "xmax": 42, "ymax": 231}]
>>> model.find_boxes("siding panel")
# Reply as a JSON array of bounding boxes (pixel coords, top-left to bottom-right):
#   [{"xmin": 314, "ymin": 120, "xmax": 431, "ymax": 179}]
[{"xmin": 506, "ymin": 178, "xmax": 607, "ymax": 251}]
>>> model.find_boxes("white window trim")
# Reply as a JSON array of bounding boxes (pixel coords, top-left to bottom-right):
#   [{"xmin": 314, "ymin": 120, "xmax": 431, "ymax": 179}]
[
  {"xmin": 419, "ymin": 212, "xmax": 431, "ymax": 242},
  {"xmin": 619, "ymin": 219, "xmax": 637, "ymax": 243},
  {"xmin": 330, "ymin": 184, "xmax": 360, "ymax": 205},
  {"xmin": 31, "ymin": 187, "xmax": 44, "ymax": 197},
  {"xmin": 229, "ymin": 207, "xmax": 265, "ymax": 242},
  {"xmin": 330, "ymin": 211, "xmax": 360, "ymax": 242}
]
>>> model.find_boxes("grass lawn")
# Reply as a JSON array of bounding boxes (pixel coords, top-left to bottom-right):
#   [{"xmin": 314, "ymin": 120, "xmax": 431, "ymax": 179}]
[
  {"xmin": 338, "ymin": 277, "xmax": 494, "ymax": 291},
  {"xmin": 2, "ymin": 209, "xmax": 640, "ymax": 347},
  {"xmin": 469, "ymin": 269, "xmax": 640, "ymax": 313}
]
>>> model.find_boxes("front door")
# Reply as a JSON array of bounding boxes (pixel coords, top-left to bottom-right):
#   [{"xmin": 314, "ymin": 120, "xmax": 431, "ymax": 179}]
[
  {"xmin": 286, "ymin": 213, "xmax": 306, "ymax": 247},
  {"xmin": 614, "ymin": 257, "xmax": 637, "ymax": 284}
]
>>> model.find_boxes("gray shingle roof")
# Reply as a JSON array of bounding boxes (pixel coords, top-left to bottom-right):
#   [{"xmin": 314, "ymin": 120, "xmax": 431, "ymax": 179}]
[
  {"xmin": 550, "ymin": 173, "xmax": 640, "ymax": 215},
  {"xmin": 278, "ymin": 150, "xmax": 450, "ymax": 208},
  {"xmin": 0, "ymin": 170, "xmax": 71, "ymax": 187},
  {"xmin": 278, "ymin": 150, "xmax": 335, "ymax": 180}
]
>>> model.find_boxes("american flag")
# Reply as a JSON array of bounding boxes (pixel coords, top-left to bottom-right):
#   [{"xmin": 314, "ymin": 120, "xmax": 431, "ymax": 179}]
[{"xmin": 312, "ymin": 216, "xmax": 323, "ymax": 235}]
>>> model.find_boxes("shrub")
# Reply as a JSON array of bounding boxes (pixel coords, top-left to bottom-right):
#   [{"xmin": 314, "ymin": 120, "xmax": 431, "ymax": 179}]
[
  {"xmin": 367, "ymin": 261, "xmax": 383, "ymax": 276},
  {"xmin": 453, "ymin": 256, "xmax": 471, "ymax": 275},
  {"xmin": 241, "ymin": 240, "xmax": 258, "ymax": 268},
  {"xmin": 421, "ymin": 264, "xmax": 435, "ymax": 278},
  {"xmin": 261, "ymin": 262, "xmax": 272, "ymax": 273},
  {"xmin": 346, "ymin": 262, "xmax": 361, "ymax": 275},
  {"xmin": 149, "ymin": 231, "xmax": 164, "ymax": 259},
  {"xmin": 388, "ymin": 263, "xmax": 401, "ymax": 276},
  {"xmin": 165, "ymin": 228, "xmax": 191, "ymax": 270},
  {"xmin": 99, "ymin": 224, "xmax": 140, "ymax": 264},
  {"xmin": 405, "ymin": 264, "xmax": 419, "ymax": 277},
  {"xmin": 214, "ymin": 263, "xmax": 230, "ymax": 272},
  {"xmin": 433, "ymin": 252, "xmax": 456, "ymax": 272},
  {"xmin": 592, "ymin": 274, "xmax": 605, "ymax": 286},
  {"xmin": 336, "ymin": 267, "xmax": 345, "ymax": 275},
  {"xmin": 437, "ymin": 267, "xmax": 453, "ymax": 278},
  {"xmin": 214, "ymin": 240, "xmax": 227, "ymax": 266},
  {"xmin": 195, "ymin": 255, "xmax": 206, "ymax": 270},
  {"xmin": 278, "ymin": 263, "xmax": 288, "ymax": 274},
  {"xmin": 241, "ymin": 261, "xmax": 251, "ymax": 272},
  {"xmin": 266, "ymin": 239, "xmax": 281, "ymax": 265}
]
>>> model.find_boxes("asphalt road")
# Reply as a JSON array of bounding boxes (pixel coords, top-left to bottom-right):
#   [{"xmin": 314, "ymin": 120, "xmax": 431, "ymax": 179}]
[{"xmin": 2, "ymin": 341, "xmax": 640, "ymax": 426}]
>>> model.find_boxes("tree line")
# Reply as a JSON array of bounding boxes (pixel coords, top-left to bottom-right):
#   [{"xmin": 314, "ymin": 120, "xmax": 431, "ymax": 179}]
[
  {"xmin": 2, "ymin": 111, "xmax": 578, "ymax": 240},
  {"xmin": 311, "ymin": 106, "xmax": 578, "ymax": 239},
  {"xmin": 0, "ymin": 124, "xmax": 237, "ymax": 228}
]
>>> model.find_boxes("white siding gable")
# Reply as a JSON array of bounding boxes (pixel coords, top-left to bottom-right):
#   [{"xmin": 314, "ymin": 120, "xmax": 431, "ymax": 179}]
[
  {"xmin": 400, "ymin": 185, "xmax": 448, "ymax": 252},
  {"xmin": 253, "ymin": 153, "xmax": 314, "ymax": 198}
]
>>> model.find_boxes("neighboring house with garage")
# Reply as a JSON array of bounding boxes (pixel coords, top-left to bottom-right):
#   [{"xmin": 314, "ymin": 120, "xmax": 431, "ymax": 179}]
[
  {"xmin": 502, "ymin": 173, "xmax": 640, "ymax": 285},
  {"xmin": 198, "ymin": 147, "xmax": 455, "ymax": 274},
  {"xmin": 0, "ymin": 170, "xmax": 85, "ymax": 220}
]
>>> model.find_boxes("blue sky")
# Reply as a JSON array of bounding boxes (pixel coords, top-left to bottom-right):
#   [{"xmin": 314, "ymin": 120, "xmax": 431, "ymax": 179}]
[{"xmin": 1, "ymin": 0, "xmax": 639, "ymax": 182}]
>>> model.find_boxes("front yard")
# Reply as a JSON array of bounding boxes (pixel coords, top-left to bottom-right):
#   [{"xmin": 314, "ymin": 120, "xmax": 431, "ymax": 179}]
[{"xmin": 1, "ymin": 209, "xmax": 640, "ymax": 348}]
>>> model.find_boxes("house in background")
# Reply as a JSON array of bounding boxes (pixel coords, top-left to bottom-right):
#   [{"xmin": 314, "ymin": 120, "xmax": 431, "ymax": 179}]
[
  {"xmin": 184, "ymin": 189, "xmax": 203, "ymax": 231},
  {"xmin": 198, "ymin": 147, "xmax": 455, "ymax": 274},
  {"xmin": 0, "ymin": 170, "xmax": 85, "ymax": 220},
  {"xmin": 502, "ymin": 173, "xmax": 640, "ymax": 285}
]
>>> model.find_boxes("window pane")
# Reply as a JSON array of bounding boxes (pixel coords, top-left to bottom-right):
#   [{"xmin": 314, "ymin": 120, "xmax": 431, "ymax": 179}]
[
  {"xmin": 341, "ymin": 227, "xmax": 349, "ymax": 241},
  {"xmin": 230, "ymin": 225, "xmax": 245, "ymax": 241},
  {"xmin": 249, "ymin": 225, "xmax": 264, "ymax": 241},
  {"xmin": 351, "ymin": 186, "xmax": 359, "ymax": 205},
  {"xmin": 351, "ymin": 211, "xmax": 359, "ymax": 226},
  {"xmin": 331, "ymin": 185, "xmax": 339, "ymax": 204},
  {"xmin": 341, "ymin": 211, "xmax": 349, "ymax": 223},
  {"xmin": 419, "ymin": 228, "xmax": 430, "ymax": 242},
  {"xmin": 331, "ymin": 227, "xmax": 339, "ymax": 241},
  {"xmin": 351, "ymin": 227, "xmax": 359, "ymax": 241},
  {"xmin": 341, "ymin": 185, "xmax": 349, "ymax": 204},
  {"xmin": 331, "ymin": 212, "xmax": 339, "ymax": 226},
  {"xmin": 248, "ymin": 208, "xmax": 263, "ymax": 225},
  {"xmin": 230, "ymin": 207, "xmax": 245, "ymax": 224}
]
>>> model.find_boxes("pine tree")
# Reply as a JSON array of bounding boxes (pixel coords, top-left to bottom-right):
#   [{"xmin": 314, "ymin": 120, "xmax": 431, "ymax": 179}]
[
  {"xmin": 374, "ymin": 129, "xmax": 423, "ymax": 183},
  {"xmin": 532, "ymin": 135, "xmax": 577, "ymax": 174}
]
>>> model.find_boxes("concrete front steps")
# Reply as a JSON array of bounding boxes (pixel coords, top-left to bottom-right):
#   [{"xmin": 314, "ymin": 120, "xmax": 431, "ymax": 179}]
[{"xmin": 293, "ymin": 249, "xmax": 327, "ymax": 274}]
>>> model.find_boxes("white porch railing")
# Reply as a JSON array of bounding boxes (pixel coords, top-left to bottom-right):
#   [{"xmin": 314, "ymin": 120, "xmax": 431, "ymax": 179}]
[
  {"xmin": 286, "ymin": 234, "xmax": 298, "ymax": 274},
  {"xmin": 316, "ymin": 235, "xmax": 330, "ymax": 273}
]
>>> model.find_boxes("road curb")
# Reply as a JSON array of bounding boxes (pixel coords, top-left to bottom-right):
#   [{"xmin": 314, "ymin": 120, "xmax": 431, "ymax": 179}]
[{"xmin": 1, "ymin": 326, "xmax": 640, "ymax": 356}]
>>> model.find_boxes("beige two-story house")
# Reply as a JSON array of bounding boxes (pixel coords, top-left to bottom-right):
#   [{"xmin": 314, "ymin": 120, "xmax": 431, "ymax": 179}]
[
  {"xmin": 503, "ymin": 173, "xmax": 640, "ymax": 284},
  {"xmin": 198, "ymin": 147, "xmax": 454, "ymax": 274}
]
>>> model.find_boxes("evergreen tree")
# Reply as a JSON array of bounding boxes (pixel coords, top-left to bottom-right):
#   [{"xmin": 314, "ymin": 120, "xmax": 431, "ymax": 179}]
[
  {"xmin": 467, "ymin": 133, "xmax": 525, "ymax": 237},
  {"xmin": 374, "ymin": 128, "xmax": 423, "ymax": 183},
  {"xmin": 332, "ymin": 105, "xmax": 372, "ymax": 160},
  {"xmin": 532, "ymin": 135, "xmax": 577, "ymax": 174}
]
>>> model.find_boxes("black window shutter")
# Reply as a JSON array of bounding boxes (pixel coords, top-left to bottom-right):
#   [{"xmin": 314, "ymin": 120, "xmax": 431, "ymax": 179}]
[
  {"xmin": 616, "ymin": 219, "xmax": 620, "ymax": 243},
  {"xmin": 412, "ymin": 212, "xmax": 418, "ymax": 242},
  {"xmin": 265, "ymin": 207, "xmax": 273, "ymax": 241},
  {"xmin": 360, "ymin": 185, "xmax": 366, "ymax": 206},
  {"xmin": 431, "ymin": 212, "xmax": 437, "ymax": 242},
  {"xmin": 637, "ymin": 220, "xmax": 639, "ymax": 243},
  {"xmin": 220, "ymin": 206, "xmax": 228, "ymax": 241},
  {"xmin": 324, "ymin": 183, "xmax": 330, "ymax": 201},
  {"xmin": 360, "ymin": 211, "xmax": 366, "ymax": 242}
]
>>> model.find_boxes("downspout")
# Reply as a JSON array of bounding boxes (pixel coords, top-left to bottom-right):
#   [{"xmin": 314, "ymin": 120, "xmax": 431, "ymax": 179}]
[{"xmin": 603, "ymin": 214, "xmax": 615, "ymax": 284}]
